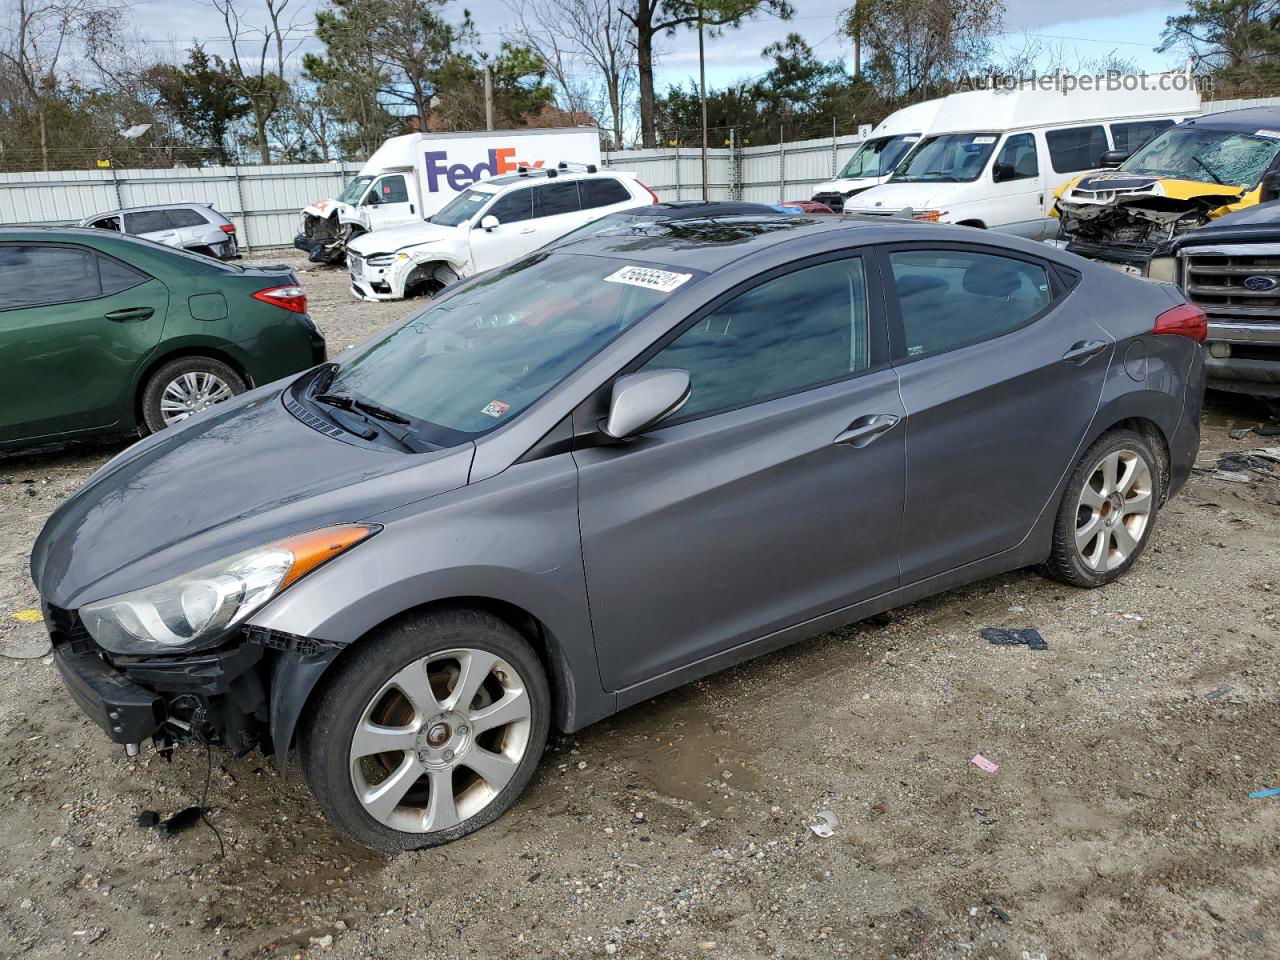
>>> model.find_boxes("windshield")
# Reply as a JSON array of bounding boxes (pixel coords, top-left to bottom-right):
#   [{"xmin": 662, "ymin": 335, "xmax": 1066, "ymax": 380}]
[
  {"xmin": 338, "ymin": 176, "xmax": 374, "ymax": 205},
  {"xmin": 329, "ymin": 253, "xmax": 701, "ymax": 444},
  {"xmin": 892, "ymin": 133, "xmax": 999, "ymax": 183},
  {"xmin": 429, "ymin": 189, "xmax": 494, "ymax": 227},
  {"xmin": 1121, "ymin": 126, "xmax": 1280, "ymax": 187},
  {"xmin": 838, "ymin": 134, "xmax": 919, "ymax": 179}
]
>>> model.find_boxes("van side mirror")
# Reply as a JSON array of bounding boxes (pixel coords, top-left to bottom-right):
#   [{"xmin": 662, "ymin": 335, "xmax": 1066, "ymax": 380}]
[
  {"xmin": 480, "ymin": 215, "xmax": 500, "ymax": 231},
  {"xmin": 1100, "ymin": 150, "xmax": 1129, "ymax": 169},
  {"xmin": 602, "ymin": 369, "xmax": 690, "ymax": 440},
  {"xmin": 992, "ymin": 162, "xmax": 1015, "ymax": 183},
  {"xmin": 363, "ymin": 191, "xmax": 380, "ymax": 206},
  {"xmin": 1261, "ymin": 171, "xmax": 1280, "ymax": 203}
]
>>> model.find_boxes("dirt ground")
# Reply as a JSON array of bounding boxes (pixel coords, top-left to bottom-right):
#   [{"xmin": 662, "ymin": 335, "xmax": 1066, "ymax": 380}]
[{"xmin": 2, "ymin": 255, "xmax": 1278, "ymax": 960}]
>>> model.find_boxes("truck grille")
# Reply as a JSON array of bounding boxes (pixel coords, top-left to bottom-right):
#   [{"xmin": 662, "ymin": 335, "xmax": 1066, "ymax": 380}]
[{"xmin": 1184, "ymin": 252, "xmax": 1280, "ymax": 324}]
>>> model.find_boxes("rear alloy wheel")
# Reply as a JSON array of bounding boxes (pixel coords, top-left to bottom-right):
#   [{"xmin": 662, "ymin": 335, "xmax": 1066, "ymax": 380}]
[
  {"xmin": 1045, "ymin": 430, "xmax": 1161, "ymax": 587},
  {"xmin": 301, "ymin": 610, "xmax": 550, "ymax": 852},
  {"xmin": 141, "ymin": 356, "xmax": 246, "ymax": 434}
]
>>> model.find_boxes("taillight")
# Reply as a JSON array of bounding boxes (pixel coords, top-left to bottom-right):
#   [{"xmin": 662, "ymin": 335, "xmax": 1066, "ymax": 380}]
[
  {"xmin": 1153, "ymin": 302, "xmax": 1207, "ymax": 342},
  {"xmin": 220, "ymin": 223, "xmax": 236, "ymax": 234},
  {"xmin": 637, "ymin": 180, "xmax": 659, "ymax": 204},
  {"xmin": 253, "ymin": 284, "xmax": 307, "ymax": 314}
]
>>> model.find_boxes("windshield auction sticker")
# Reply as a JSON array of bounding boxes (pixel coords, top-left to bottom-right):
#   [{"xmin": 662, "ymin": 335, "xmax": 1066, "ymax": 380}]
[
  {"xmin": 481, "ymin": 400, "xmax": 510, "ymax": 418},
  {"xmin": 604, "ymin": 265, "xmax": 693, "ymax": 293}
]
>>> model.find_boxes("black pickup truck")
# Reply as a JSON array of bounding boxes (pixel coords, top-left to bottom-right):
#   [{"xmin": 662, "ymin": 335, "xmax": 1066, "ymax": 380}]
[{"xmin": 1147, "ymin": 200, "xmax": 1280, "ymax": 400}]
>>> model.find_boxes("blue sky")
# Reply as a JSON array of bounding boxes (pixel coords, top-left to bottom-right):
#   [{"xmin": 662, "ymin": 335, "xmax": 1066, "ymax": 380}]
[{"xmin": 128, "ymin": 0, "xmax": 1189, "ymax": 91}]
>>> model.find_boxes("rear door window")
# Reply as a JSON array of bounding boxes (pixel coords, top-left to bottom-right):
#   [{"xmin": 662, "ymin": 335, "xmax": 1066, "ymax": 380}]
[
  {"xmin": 889, "ymin": 248, "xmax": 1053, "ymax": 359},
  {"xmin": 1045, "ymin": 125, "xmax": 1109, "ymax": 173},
  {"xmin": 124, "ymin": 210, "xmax": 177, "ymax": 234},
  {"xmin": 1110, "ymin": 119, "xmax": 1175, "ymax": 154},
  {"xmin": 533, "ymin": 181, "xmax": 582, "ymax": 218}
]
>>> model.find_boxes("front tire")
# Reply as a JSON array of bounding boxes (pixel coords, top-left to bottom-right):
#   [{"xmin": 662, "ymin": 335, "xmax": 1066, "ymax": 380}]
[
  {"xmin": 1044, "ymin": 429, "xmax": 1161, "ymax": 588},
  {"xmin": 300, "ymin": 609, "xmax": 550, "ymax": 853},
  {"xmin": 141, "ymin": 356, "xmax": 246, "ymax": 434}
]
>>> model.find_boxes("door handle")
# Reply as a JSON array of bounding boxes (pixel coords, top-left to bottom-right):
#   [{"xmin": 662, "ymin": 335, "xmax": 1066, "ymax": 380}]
[
  {"xmin": 519, "ymin": 227, "xmax": 536, "ymax": 234},
  {"xmin": 1062, "ymin": 339, "xmax": 1107, "ymax": 364},
  {"xmin": 409, "ymin": 204, "xmax": 415, "ymax": 214},
  {"xmin": 833, "ymin": 413, "xmax": 901, "ymax": 448},
  {"xmin": 104, "ymin": 306, "xmax": 155, "ymax": 323}
]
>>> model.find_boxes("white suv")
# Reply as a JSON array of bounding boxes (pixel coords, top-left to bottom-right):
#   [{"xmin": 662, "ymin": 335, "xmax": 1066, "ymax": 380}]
[
  {"xmin": 79, "ymin": 203, "xmax": 239, "ymax": 259},
  {"xmin": 347, "ymin": 167, "xmax": 656, "ymax": 301}
]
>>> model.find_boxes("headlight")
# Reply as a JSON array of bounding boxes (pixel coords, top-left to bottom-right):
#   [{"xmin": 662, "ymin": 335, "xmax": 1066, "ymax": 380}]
[{"xmin": 80, "ymin": 524, "xmax": 377, "ymax": 655}]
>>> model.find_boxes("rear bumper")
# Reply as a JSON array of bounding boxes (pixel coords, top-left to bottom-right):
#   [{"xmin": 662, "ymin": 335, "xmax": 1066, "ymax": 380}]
[{"xmin": 1169, "ymin": 349, "xmax": 1206, "ymax": 500}]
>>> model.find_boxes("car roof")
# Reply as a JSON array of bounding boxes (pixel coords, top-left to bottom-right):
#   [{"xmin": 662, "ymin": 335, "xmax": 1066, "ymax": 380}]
[
  {"xmin": 482, "ymin": 167, "xmax": 627, "ymax": 188},
  {"xmin": 552, "ymin": 214, "xmax": 979, "ymax": 272},
  {"xmin": 1181, "ymin": 107, "xmax": 1280, "ymax": 133},
  {"xmin": 85, "ymin": 203, "xmax": 220, "ymax": 217},
  {"xmin": 623, "ymin": 201, "xmax": 786, "ymax": 219},
  {"xmin": 0, "ymin": 224, "xmax": 217, "ymax": 253}
]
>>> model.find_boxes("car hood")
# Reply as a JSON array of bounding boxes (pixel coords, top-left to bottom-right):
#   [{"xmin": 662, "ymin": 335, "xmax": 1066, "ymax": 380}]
[
  {"xmin": 31, "ymin": 381, "xmax": 474, "ymax": 610},
  {"xmin": 349, "ymin": 221, "xmax": 463, "ymax": 256},
  {"xmin": 811, "ymin": 176, "xmax": 882, "ymax": 195},
  {"xmin": 1056, "ymin": 172, "xmax": 1248, "ymax": 208},
  {"xmin": 843, "ymin": 181, "xmax": 962, "ymax": 213}
]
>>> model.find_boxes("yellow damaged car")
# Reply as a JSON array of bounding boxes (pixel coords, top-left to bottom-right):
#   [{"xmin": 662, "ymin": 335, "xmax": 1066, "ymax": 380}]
[{"xmin": 1053, "ymin": 107, "xmax": 1280, "ymax": 266}]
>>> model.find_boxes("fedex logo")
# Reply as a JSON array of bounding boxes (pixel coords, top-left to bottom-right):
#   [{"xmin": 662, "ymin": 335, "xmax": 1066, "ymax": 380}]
[{"xmin": 424, "ymin": 148, "xmax": 546, "ymax": 193}]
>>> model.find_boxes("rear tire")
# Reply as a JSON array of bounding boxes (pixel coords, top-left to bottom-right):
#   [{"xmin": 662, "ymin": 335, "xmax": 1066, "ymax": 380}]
[
  {"xmin": 1043, "ymin": 429, "xmax": 1161, "ymax": 588},
  {"xmin": 300, "ymin": 609, "xmax": 551, "ymax": 854},
  {"xmin": 141, "ymin": 356, "xmax": 246, "ymax": 434}
]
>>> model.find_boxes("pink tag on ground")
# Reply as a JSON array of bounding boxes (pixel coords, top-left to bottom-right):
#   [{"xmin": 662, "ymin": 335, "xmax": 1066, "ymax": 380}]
[{"xmin": 971, "ymin": 754, "xmax": 999, "ymax": 774}]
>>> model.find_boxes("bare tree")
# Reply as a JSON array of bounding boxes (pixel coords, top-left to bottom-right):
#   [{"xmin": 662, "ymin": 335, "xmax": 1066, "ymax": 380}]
[
  {"xmin": 506, "ymin": 0, "xmax": 635, "ymax": 147},
  {"xmin": 210, "ymin": 0, "xmax": 307, "ymax": 163},
  {"xmin": 0, "ymin": 0, "xmax": 111, "ymax": 170}
]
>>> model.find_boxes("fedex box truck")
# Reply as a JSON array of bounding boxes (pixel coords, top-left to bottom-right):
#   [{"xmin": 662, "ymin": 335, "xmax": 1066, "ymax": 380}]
[{"xmin": 295, "ymin": 126, "xmax": 602, "ymax": 263}]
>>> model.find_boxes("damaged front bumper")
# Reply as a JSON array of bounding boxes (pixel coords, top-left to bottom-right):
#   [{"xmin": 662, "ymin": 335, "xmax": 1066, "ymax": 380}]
[
  {"xmin": 1055, "ymin": 174, "xmax": 1251, "ymax": 265},
  {"xmin": 294, "ymin": 213, "xmax": 354, "ymax": 265},
  {"xmin": 44, "ymin": 603, "xmax": 341, "ymax": 762}
]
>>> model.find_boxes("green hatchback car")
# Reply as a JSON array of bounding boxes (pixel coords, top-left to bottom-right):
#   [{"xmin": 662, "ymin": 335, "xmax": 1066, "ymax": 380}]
[{"xmin": 0, "ymin": 227, "xmax": 326, "ymax": 449}]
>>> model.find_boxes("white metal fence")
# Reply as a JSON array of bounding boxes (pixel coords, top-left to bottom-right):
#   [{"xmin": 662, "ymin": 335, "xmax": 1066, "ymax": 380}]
[{"xmin": 4, "ymin": 95, "xmax": 1280, "ymax": 250}]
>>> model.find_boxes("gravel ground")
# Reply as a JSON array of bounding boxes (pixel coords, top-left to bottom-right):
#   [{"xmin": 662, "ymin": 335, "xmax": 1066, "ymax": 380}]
[{"xmin": 2, "ymin": 255, "xmax": 1279, "ymax": 960}]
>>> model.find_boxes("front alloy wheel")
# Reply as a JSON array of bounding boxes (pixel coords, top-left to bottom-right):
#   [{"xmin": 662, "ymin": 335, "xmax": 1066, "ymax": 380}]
[{"xmin": 301, "ymin": 609, "xmax": 550, "ymax": 852}]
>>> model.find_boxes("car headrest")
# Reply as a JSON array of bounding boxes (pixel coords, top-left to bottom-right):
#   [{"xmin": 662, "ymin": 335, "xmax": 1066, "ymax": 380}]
[
  {"xmin": 962, "ymin": 262, "xmax": 1022, "ymax": 297},
  {"xmin": 895, "ymin": 273, "xmax": 948, "ymax": 299}
]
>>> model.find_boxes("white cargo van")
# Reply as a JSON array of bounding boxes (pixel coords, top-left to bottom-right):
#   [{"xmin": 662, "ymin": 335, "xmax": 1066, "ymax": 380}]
[
  {"xmin": 810, "ymin": 98, "xmax": 944, "ymax": 212},
  {"xmin": 842, "ymin": 79, "xmax": 1200, "ymax": 238},
  {"xmin": 295, "ymin": 126, "xmax": 602, "ymax": 263}
]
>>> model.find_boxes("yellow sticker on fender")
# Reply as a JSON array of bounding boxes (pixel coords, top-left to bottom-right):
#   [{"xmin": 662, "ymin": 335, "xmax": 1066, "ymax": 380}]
[{"xmin": 604, "ymin": 265, "xmax": 692, "ymax": 293}]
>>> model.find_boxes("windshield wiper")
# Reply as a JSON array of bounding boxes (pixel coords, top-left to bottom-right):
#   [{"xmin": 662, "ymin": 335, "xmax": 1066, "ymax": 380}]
[
  {"xmin": 315, "ymin": 392, "xmax": 411, "ymax": 425},
  {"xmin": 1192, "ymin": 155, "xmax": 1225, "ymax": 185}
]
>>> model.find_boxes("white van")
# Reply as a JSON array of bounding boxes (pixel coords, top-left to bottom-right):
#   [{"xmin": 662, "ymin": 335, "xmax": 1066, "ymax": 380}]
[
  {"xmin": 842, "ymin": 79, "xmax": 1200, "ymax": 239},
  {"xmin": 810, "ymin": 98, "xmax": 944, "ymax": 212},
  {"xmin": 295, "ymin": 127, "xmax": 602, "ymax": 263}
]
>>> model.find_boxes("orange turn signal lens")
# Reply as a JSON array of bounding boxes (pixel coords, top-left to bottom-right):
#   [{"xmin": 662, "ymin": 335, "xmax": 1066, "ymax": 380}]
[{"xmin": 274, "ymin": 524, "xmax": 378, "ymax": 589}]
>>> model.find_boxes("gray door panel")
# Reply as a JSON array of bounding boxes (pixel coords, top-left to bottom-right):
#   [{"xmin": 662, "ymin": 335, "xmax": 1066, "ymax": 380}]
[
  {"xmin": 894, "ymin": 305, "xmax": 1112, "ymax": 582},
  {"xmin": 575, "ymin": 368, "xmax": 906, "ymax": 692}
]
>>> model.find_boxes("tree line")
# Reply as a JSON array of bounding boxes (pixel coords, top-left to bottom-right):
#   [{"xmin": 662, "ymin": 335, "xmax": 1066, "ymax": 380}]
[{"xmin": 1, "ymin": 0, "xmax": 1277, "ymax": 172}]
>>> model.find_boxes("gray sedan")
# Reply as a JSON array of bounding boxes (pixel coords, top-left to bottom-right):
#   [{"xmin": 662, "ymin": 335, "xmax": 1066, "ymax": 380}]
[{"xmin": 31, "ymin": 216, "xmax": 1205, "ymax": 852}]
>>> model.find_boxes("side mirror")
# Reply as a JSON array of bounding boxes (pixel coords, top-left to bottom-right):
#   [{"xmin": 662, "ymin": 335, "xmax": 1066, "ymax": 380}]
[
  {"xmin": 480, "ymin": 215, "xmax": 500, "ymax": 232},
  {"xmin": 602, "ymin": 369, "xmax": 690, "ymax": 440},
  {"xmin": 1100, "ymin": 150, "xmax": 1129, "ymax": 169},
  {"xmin": 363, "ymin": 191, "xmax": 380, "ymax": 206},
  {"xmin": 991, "ymin": 162, "xmax": 1014, "ymax": 183},
  {"xmin": 1261, "ymin": 170, "xmax": 1280, "ymax": 203}
]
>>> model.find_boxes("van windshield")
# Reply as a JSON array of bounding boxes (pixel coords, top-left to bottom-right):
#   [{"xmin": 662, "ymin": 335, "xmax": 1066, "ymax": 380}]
[
  {"xmin": 838, "ymin": 134, "xmax": 919, "ymax": 179},
  {"xmin": 328, "ymin": 253, "xmax": 701, "ymax": 445},
  {"xmin": 892, "ymin": 133, "xmax": 999, "ymax": 183},
  {"xmin": 1121, "ymin": 126, "xmax": 1280, "ymax": 187},
  {"xmin": 338, "ymin": 176, "xmax": 375, "ymax": 204},
  {"xmin": 429, "ymin": 189, "xmax": 494, "ymax": 226}
]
